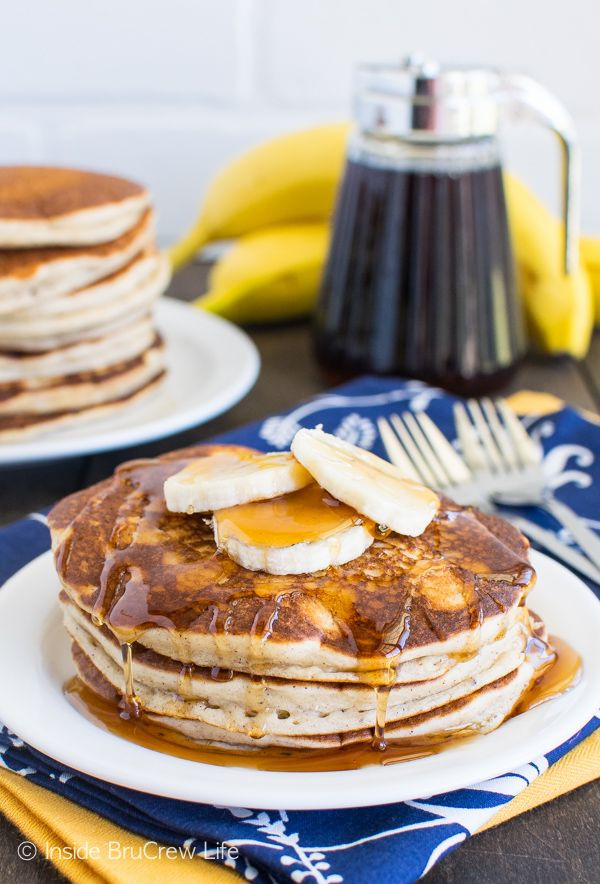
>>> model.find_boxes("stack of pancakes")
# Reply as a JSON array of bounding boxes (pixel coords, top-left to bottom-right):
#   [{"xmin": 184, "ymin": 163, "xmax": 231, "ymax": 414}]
[
  {"xmin": 0, "ymin": 167, "xmax": 170, "ymax": 441},
  {"xmin": 49, "ymin": 444, "xmax": 546, "ymax": 752}
]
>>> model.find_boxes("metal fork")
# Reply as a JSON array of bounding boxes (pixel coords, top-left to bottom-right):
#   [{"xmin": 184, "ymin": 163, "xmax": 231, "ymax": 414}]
[
  {"xmin": 377, "ymin": 411, "xmax": 485, "ymax": 507},
  {"xmin": 378, "ymin": 410, "xmax": 600, "ymax": 584},
  {"xmin": 454, "ymin": 398, "xmax": 600, "ymax": 571}
]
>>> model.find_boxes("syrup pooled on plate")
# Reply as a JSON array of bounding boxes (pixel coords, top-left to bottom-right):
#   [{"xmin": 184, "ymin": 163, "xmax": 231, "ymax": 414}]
[
  {"xmin": 64, "ymin": 675, "xmax": 469, "ymax": 771},
  {"xmin": 516, "ymin": 634, "xmax": 582, "ymax": 714}
]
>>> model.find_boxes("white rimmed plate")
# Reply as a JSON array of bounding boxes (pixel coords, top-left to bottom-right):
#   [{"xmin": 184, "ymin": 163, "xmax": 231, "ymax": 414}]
[
  {"xmin": 0, "ymin": 297, "xmax": 260, "ymax": 466},
  {"xmin": 0, "ymin": 550, "xmax": 598, "ymax": 810}
]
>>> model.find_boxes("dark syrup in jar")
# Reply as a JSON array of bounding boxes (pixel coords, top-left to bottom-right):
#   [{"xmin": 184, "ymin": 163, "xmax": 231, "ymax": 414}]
[{"xmin": 314, "ymin": 158, "xmax": 526, "ymax": 395}]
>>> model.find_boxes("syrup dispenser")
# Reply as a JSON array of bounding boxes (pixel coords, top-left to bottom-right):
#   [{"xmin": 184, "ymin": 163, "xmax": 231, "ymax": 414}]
[{"xmin": 314, "ymin": 55, "xmax": 579, "ymax": 394}]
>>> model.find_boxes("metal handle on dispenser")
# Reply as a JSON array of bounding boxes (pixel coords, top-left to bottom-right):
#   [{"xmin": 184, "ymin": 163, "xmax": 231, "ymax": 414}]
[{"xmin": 499, "ymin": 73, "xmax": 580, "ymax": 274}]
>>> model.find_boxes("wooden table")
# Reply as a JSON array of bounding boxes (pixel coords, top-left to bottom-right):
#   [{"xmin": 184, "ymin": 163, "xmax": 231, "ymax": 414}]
[{"xmin": 1, "ymin": 265, "xmax": 599, "ymax": 883}]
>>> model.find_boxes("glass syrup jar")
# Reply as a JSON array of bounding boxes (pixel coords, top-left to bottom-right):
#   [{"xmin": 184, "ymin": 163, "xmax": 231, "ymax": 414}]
[{"xmin": 314, "ymin": 55, "xmax": 579, "ymax": 395}]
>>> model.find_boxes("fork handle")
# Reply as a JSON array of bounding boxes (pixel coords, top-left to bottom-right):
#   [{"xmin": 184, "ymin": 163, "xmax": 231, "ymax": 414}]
[
  {"xmin": 510, "ymin": 515, "xmax": 600, "ymax": 584},
  {"xmin": 543, "ymin": 494, "xmax": 600, "ymax": 570}
]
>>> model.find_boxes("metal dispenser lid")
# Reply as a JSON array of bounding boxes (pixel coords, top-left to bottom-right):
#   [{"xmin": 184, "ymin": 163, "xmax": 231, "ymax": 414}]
[
  {"xmin": 355, "ymin": 53, "xmax": 580, "ymax": 273},
  {"xmin": 355, "ymin": 54, "xmax": 502, "ymax": 140}
]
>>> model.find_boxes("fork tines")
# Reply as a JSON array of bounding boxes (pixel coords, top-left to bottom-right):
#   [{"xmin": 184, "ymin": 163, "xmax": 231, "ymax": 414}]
[
  {"xmin": 453, "ymin": 398, "xmax": 542, "ymax": 474},
  {"xmin": 377, "ymin": 410, "xmax": 471, "ymax": 493}
]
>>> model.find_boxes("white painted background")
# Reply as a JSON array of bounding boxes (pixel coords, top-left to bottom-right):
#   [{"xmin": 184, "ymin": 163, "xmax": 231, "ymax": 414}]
[{"xmin": 1, "ymin": 0, "xmax": 597, "ymax": 243}]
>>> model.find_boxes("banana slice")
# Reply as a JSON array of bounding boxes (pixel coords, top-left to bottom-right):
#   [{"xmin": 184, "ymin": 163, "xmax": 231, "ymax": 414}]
[
  {"xmin": 291, "ymin": 427, "xmax": 439, "ymax": 536},
  {"xmin": 164, "ymin": 450, "xmax": 312, "ymax": 513},
  {"xmin": 213, "ymin": 483, "xmax": 373, "ymax": 575}
]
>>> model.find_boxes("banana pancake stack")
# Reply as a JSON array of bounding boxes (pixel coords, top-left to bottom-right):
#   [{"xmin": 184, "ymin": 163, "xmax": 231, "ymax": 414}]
[
  {"xmin": 50, "ymin": 430, "xmax": 559, "ymax": 758},
  {"xmin": 0, "ymin": 167, "xmax": 170, "ymax": 441}
]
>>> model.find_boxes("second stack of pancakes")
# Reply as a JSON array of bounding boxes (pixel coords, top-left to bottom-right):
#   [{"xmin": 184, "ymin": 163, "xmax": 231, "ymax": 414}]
[{"xmin": 0, "ymin": 167, "xmax": 170, "ymax": 441}]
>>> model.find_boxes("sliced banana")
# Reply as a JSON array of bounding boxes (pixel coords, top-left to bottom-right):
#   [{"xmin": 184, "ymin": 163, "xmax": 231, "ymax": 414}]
[
  {"xmin": 291, "ymin": 427, "xmax": 439, "ymax": 536},
  {"xmin": 216, "ymin": 524, "xmax": 373, "ymax": 575},
  {"xmin": 164, "ymin": 450, "xmax": 312, "ymax": 513},
  {"xmin": 213, "ymin": 483, "xmax": 373, "ymax": 575}
]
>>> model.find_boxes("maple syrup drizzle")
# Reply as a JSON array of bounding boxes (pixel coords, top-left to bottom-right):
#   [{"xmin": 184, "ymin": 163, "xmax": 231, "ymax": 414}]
[
  {"xmin": 216, "ymin": 483, "xmax": 371, "ymax": 548},
  {"xmin": 369, "ymin": 599, "xmax": 416, "ymax": 750},
  {"xmin": 210, "ymin": 666, "xmax": 234, "ymax": 682},
  {"xmin": 373, "ymin": 684, "xmax": 392, "ymax": 751},
  {"xmin": 54, "ymin": 457, "xmax": 535, "ymax": 668},
  {"xmin": 178, "ymin": 664, "xmax": 195, "ymax": 699},
  {"xmin": 65, "ymin": 633, "xmax": 581, "ymax": 772},
  {"xmin": 64, "ymin": 676, "xmax": 467, "ymax": 771},
  {"xmin": 121, "ymin": 642, "xmax": 140, "ymax": 717},
  {"xmin": 516, "ymin": 634, "xmax": 581, "ymax": 714}
]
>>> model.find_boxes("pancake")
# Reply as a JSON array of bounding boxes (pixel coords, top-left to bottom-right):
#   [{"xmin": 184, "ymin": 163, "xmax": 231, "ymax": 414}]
[
  {"xmin": 0, "ymin": 370, "xmax": 165, "ymax": 442},
  {"xmin": 0, "ymin": 167, "xmax": 150, "ymax": 247},
  {"xmin": 0, "ymin": 209, "xmax": 155, "ymax": 316},
  {"xmin": 0, "ymin": 168, "xmax": 167, "ymax": 443},
  {"xmin": 50, "ymin": 445, "xmax": 535, "ymax": 674},
  {"xmin": 48, "ymin": 444, "xmax": 547, "ymax": 751},
  {"xmin": 0, "ymin": 315, "xmax": 156, "ymax": 382},
  {"xmin": 3, "ymin": 249, "xmax": 166, "ymax": 325},
  {"xmin": 12, "ymin": 249, "xmax": 161, "ymax": 319},
  {"xmin": 0, "ymin": 252, "xmax": 169, "ymax": 351},
  {"xmin": 0, "ymin": 335, "xmax": 164, "ymax": 415},
  {"xmin": 71, "ymin": 639, "xmax": 534, "ymax": 750},
  {"xmin": 62, "ymin": 593, "xmax": 537, "ymax": 746}
]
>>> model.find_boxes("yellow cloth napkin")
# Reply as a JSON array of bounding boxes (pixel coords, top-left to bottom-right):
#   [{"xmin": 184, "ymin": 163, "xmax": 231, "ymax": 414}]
[
  {"xmin": 1, "ymin": 730, "xmax": 599, "ymax": 883},
  {"xmin": 1, "ymin": 389, "xmax": 597, "ymax": 882},
  {"xmin": 0, "ymin": 767, "xmax": 238, "ymax": 883}
]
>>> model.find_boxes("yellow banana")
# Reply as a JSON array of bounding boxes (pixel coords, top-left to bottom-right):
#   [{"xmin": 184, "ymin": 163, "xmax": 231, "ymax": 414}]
[
  {"xmin": 196, "ymin": 192, "xmax": 595, "ymax": 348},
  {"xmin": 514, "ymin": 265, "xmax": 592, "ymax": 357},
  {"xmin": 170, "ymin": 123, "xmax": 349, "ymax": 271},
  {"xmin": 504, "ymin": 173, "xmax": 565, "ymax": 274},
  {"xmin": 504, "ymin": 173, "xmax": 594, "ymax": 355},
  {"xmin": 174, "ymin": 117, "xmax": 597, "ymax": 350},
  {"xmin": 504, "ymin": 176, "xmax": 600, "ymax": 324},
  {"xmin": 196, "ymin": 224, "xmax": 329, "ymax": 324},
  {"xmin": 580, "ymin": 236, "xmax": 600, "ymax": 322}
]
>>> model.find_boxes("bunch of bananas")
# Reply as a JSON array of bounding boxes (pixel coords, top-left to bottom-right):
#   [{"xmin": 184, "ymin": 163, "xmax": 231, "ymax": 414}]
[{"xmin": 169, "ymin": 123, "xmax": 598, "ymax": 357}]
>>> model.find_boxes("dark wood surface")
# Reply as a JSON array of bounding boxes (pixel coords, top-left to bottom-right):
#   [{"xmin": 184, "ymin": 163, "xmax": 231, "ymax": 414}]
[{"xmin": 1, "ymin": 265, "xmax": 599, "ymax": 883}]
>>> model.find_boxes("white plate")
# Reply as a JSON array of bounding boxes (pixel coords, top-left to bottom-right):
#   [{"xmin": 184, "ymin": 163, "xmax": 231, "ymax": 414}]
[
  {"xmin": 0, "ymin": 298, "xmax": 260, "ymax": 466},
  {"xmin": 0, "ymin": 550, "xmax": 599, "ymax": 810}
]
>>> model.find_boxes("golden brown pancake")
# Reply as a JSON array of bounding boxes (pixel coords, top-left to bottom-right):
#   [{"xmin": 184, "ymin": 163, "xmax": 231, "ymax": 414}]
[
  {"xmin": 0, "ymin": 334, "xmax": 164, "ymax": 414},
  {"xmin": 0, "ymin": 371, "xmax": 165, "ymax": 441},
  {"xmin": 0, "ymin": 250, "xmax": 169, "ymax": 351},
  {"xmin": 0, "ymin": 315, "xmax": 156, "ymax": 382},
  {"xmin": 0, "ymin": 209, "xmax": 153, "ymax": 280},
  {"xmin": 0, "ymin": 166, "xmax": 144, "ymax": 219},
  {"xmin": 0, "ymin": 209, "xmax": 155, "ymax": 317},
  {"xmin": 49, "ymin": 444, "xmax": 549, "ymax": 750},
  {"xmin": 19, "ymin": 248, "xmax": 160, "ymax": 316},
  {"xmin": 0, "ymin": 166, "xmax": 150, "ymax": 247},
  {"xmin": 69, "ymin": 632, "xmax": 533, "ymax": 749},
  {"xmin": 0, "ymin": 166, "xmax": 166, "ymax": 443},
  {"xmin": 49, "ymin": 445, "xmax": 535, "ymax": 672},
  {"xmin": 62, "ymin": 588, "xmax": 539, "ymax": 747}
]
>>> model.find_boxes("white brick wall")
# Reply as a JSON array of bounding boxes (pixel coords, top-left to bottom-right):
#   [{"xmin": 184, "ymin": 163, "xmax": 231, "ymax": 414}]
[
  {"xmin": 0, "ymin": 1, "xmax": 242, "ymax": 100},
  {"xmin": 258, "ymin": 0, "xmax": 594, "ymax": 114},
  {"xmin": 0, "ymin": 0, "xmax": 598, "ymax": 242}
]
